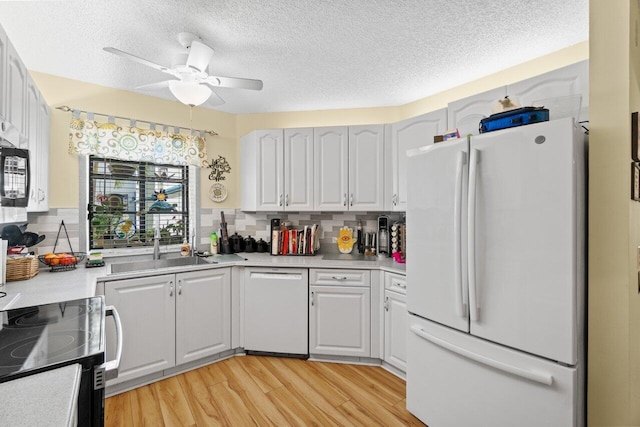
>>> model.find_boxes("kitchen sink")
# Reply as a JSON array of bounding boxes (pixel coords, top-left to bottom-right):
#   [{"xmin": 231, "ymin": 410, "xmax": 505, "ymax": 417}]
[{"xmin": 109, "ymin": 256, "xmax": 214, "ymax": 274}]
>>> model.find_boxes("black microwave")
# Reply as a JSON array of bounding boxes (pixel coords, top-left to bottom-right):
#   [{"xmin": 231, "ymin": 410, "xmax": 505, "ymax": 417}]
[{"xmin": 0, "ymin": 146, "xmax": 30, "ymax": 208}]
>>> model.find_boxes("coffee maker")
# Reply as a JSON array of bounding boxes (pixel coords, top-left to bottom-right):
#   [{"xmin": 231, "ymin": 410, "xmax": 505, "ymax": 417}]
[{"xmin": 377, "ymin": 216, "xmax": 390, "ymax": 257}]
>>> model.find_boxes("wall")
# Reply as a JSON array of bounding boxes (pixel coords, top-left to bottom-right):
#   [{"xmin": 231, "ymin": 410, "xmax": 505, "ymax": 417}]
[
  {"xmin": 235, "ymin": 42, "xmax": 588, "ymax": 141},
  {"xmin": 29, "ymin": 72, "xmax": 238, "ymax": 209},
  {"xmin": 31, "ymin": 42, "xmax": 588, "ymax": 214},
  {"xmin": 588, "ymin": 0, "xmax": 640, "ymax": 425}
]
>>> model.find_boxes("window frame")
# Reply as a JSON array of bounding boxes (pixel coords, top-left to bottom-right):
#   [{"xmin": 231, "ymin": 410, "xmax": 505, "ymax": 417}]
[{"xmin": 79, "ymin": 155, "xmax": 200, "ymax": 258}]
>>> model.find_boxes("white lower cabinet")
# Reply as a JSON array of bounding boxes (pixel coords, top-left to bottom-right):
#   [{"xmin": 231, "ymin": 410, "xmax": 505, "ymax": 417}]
[
  {"xmin": 384, "ymin": 290, "xmax": 407, "ymax": 371},
  {"xmin": 309, "ymin": 268, "xmax": 371, "ymax": 357},
  {"xmin": 104, "ymin": 268, "xmax": 231, "ymax": 385},
  {"xmin": 383, "ymin": 272, "xmax": 407, "ymax": 372},
  {"xmin": 176, "ymin": 269, "xmax": 231, "ymax": 364}
]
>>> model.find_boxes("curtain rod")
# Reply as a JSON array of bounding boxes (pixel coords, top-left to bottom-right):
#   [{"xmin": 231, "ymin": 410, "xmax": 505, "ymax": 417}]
[{"xmin": 55, "ymin": 105, "xmax": 218, "ymax": 136}]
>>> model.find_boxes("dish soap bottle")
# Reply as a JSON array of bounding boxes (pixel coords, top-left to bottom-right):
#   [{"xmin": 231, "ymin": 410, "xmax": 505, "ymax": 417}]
[
  {"xmin": 181, "ymin": 239, "xmax": 190, "ymax": 256},
  {"xmin": 210, "ymin": 231, "xmax": 218, "ymax": 255}
]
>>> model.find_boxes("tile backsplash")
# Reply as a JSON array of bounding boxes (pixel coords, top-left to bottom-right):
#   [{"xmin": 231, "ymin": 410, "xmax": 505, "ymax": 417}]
[
  {"xmin": 15, "ymin": 208, "xmax": 402, "ymax": 255},
  {"xmin": 200, "ymin": 209, "xmax": 404, "ymax": 254}
]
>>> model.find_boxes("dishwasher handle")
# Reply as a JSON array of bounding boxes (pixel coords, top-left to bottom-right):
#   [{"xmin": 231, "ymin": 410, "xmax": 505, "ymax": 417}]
[{"xmin": 249, "ymin": 272, "xmax": 303, "ymax": 280}]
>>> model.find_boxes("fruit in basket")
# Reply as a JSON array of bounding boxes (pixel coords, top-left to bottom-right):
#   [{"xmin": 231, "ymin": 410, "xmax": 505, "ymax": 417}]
[
  {"xmin": 44, "ymin": 253, "xmax": 60, "ymax": 266},
  {"xmin": 59, "ymin": 253, "xmax": 77, "ymax": 266}
]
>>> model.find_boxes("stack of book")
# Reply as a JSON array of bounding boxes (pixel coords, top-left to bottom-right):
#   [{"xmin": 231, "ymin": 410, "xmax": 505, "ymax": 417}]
[{"xmin": 271, "ymin": 224, "xmax": 319, "ymax": 256}]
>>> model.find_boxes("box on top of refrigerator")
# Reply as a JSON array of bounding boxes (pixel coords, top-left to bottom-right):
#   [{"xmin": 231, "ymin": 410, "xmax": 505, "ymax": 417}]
[{"xmin": 479, "ymin": 107, "xmax": 549, "ymax": 134}]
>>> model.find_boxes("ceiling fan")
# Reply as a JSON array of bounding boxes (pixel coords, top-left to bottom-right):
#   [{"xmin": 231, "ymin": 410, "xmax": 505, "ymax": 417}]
[{"xmin": 103, "ymin": 32, "xmax": 263, "ymax": 107}]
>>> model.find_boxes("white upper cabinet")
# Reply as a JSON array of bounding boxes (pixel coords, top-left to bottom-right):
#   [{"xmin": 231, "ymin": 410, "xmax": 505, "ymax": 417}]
[
  {"xmin": 6, "ymin": 40, "xmax": 27, "ymax": 140},
  {"xmin": 241, "ymin": 129, "xmax": 284, "ymax": 211},
  {"xmin": 0, "ymin": 24, "xmax": 7, "ymax": 121},
  {"xmin": 314, "ymin": 126, "xmax": 349, "ymax": 210},
  {"xmin": 506, "ymin": 60, "xmax": 588, "ymax": 122},
  {"xmin": 348, "ymin": 125, "xmax": 385, "ymax": 211},
  {"xmin": 284, "ymin": 128, "xmax": 314, "ymax": 211},
  {"xmin": 448, "ymin": 86, "xmax": 507, "ymax": 138},
  {"xmin": 25, "ymin": 75, "xmax": 38, "ymax": 208},
  {"xmin": 388, "ymin": 109, "xmax": 447, "ymax": 211},
  {"xmin": 35, "ymin": 98, "xmax": 50, "ymax": 211},
  {"xmin": 314, "ymin": 125, "xmax": 385, "ymax": 211},
  {"xmin": 241, "ymin": 128, "xmax": 314, "ymax": 212}
]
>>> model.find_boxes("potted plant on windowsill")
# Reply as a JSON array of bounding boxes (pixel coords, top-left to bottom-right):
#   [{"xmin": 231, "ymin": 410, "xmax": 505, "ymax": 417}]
[
  {"xmin": 159, "ymin": 217, "xmax": 185, "ymax": 245},
  {"xmin": 90, "ymin": 195, "xmax": 125, "ymax": 248}
]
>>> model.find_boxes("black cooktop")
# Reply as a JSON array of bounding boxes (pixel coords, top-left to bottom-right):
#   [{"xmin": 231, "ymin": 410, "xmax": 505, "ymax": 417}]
[{"xmin": 0, "ymin": 297, "xmax": 105, "ymax": 382}]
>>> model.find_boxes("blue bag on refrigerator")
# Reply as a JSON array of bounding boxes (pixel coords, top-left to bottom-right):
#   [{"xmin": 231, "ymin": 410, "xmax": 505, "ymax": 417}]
[{"xmin": 479, "ymin": 107, "xmax": 549, "ymax": 134}]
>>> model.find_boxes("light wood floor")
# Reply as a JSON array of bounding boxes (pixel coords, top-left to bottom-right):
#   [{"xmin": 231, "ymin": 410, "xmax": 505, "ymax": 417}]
[{"xmin": 105, "ymin": 355, "xmax": 426, "ymax": 426}]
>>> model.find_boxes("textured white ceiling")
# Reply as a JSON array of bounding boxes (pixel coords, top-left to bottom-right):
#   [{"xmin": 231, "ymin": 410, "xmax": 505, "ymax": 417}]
[{"xmin": 0, "ymin": 0, "xmax": 588, "ymax": 114}]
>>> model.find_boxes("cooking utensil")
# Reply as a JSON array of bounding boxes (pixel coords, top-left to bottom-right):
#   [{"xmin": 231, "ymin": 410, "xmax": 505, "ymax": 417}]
[
  {"xmin": 22, "ymin": 232, "xmax": 45, "ymax": 248},
  {"xmin": 1, "ymin": 225, "xmax": 23, "ymax": 247}
]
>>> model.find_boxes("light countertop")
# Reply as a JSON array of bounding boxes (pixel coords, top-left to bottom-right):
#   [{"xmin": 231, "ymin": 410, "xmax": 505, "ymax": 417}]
[
  {"xmin": 0, "ymin": 363, "xmax": 81, "ymax": 427},
  {"xmin": 0, "ymin": 253, "xmax": 406, "ymax": 310}
]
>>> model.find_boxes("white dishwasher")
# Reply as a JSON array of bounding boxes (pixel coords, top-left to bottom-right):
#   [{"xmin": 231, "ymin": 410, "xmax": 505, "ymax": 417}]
[{"xmin": 244, "ymin": 268, "xmax": 309, "ymax": 356}]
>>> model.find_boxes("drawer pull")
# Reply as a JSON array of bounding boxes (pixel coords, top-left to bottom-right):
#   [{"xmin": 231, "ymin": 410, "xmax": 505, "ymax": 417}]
[{"xmin": 331, "ymin": 276, "xmax": 348, "ymax": 281}]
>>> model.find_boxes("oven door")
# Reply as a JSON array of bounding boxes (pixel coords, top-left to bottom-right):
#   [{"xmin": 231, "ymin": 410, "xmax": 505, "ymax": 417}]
[{"xmin": 0, "ymin": 147, "xmax": 30, "ymax": 208}]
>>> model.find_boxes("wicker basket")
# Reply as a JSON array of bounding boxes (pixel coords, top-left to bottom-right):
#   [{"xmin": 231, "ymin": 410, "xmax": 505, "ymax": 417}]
[{"xmin": 6, "ymin": 256, "xmax": 39, "ymax": 281}]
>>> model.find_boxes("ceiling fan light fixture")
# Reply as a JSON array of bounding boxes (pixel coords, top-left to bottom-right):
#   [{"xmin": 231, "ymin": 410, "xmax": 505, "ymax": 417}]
[{"xmin": 169, "ymin": 81, "xmax": 212, "ymax": 106}]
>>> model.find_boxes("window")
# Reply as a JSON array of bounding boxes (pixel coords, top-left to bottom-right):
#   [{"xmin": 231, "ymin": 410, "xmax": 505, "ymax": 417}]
[{"xmin": 88, "ymin": 156, "xmax": 189, "ymax": 250}]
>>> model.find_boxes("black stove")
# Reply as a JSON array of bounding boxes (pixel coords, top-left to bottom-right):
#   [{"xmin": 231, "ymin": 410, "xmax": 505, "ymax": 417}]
[{"xmin": 0, "ymin": 297, "xmax": 111, "ymax": 426}]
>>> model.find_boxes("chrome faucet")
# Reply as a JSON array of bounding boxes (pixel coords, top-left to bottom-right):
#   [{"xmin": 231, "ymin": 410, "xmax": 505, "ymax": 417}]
[{"xmin": 153, "ymin": 227, "xmax": 161, "ymax": 260}]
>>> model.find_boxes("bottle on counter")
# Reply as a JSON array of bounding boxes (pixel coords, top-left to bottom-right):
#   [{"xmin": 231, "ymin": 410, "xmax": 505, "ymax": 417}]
[
  {"xmin": 180, "ymin": 239, "xmax": 190, "ymax": 256},
  {"xmin": 210, "ymin": 231, "xmax": 218, "ymax": 254}
]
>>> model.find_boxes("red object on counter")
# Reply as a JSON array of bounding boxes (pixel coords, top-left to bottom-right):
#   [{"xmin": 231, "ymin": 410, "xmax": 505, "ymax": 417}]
[{"xmin": 392, "ymin": 252, "xmax": 406, "ymax": 264}]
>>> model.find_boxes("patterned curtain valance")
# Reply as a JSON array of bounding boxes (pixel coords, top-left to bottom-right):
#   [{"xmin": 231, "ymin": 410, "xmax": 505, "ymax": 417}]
[{"xmin": 68, "ymin": 118, "xmax": 208, "ymax": 168}]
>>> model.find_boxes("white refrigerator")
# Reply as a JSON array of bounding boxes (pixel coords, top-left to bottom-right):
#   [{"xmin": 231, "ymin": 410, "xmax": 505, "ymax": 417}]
[{"xmin": 405, "ymin": 117, "xmax": 585, "ymax": 427}]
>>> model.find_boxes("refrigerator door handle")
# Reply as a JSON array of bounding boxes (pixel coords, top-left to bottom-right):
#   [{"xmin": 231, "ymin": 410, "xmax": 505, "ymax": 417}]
[
  {"xmin": 409, "ymin": 325, "xmax": 554, "ymax": 386},
  {"xmin": 467, "ymin": 148, "xmax": 479, "ymax": 321},
  {"xmin": 454, "ymin": 150, "xmax": 467, "ymax": 317}
]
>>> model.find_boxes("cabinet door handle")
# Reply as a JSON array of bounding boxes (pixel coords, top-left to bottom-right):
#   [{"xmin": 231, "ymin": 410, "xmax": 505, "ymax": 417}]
[
  {"xmin": 392, "ymin": 194, "xmax": 397, "ymax": 206},
  {"xmin": 384, "ymin": 296, "xmax": 389, "ymax": 311},
  {"xmin": 286, "ymin": 194, "xmax": 289, "ymax": 207},
  {"xmin": 350, "ymin": 193, "xmax": 354, "ymax": 207},
  {"xmin": 343, "ymin": 193, "xmax": 347, "ymax": 207},
  {"xmin": 169, "ymin": 281, "xmax": 174, "ymax": 297},
  {"xmin": 38, "ymin": 188, "xmax": 45, "ymax": 201},
  {"xmin": 178, "ymin": 280, "xmax": 182, "ymax": 295},
  {"xmin": 331, "ymin": 276, "xmax": 348, "ymax": 281},
  {"xmin": 311, "ymin": 291, "xmax": 315, "ymax": 306},
  {"xmin": 279, "ymin": 194, "xmax": 283, "ymax": 207}
]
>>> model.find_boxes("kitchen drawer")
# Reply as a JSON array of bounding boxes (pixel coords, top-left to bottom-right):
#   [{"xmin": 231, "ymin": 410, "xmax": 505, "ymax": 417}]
[
  {"xmin": 309, "ymin": 268, "xmax": 370, "ymax": 287},
  {"xmin": 384, "ymin": 272, "xmax": 406, "ymax": 294}
]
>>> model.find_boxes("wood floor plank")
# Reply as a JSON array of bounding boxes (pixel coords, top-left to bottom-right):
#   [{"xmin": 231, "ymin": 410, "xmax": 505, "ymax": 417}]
[
  {"xmin": 260, "ymin": 357, "xmax": 353, "ymax": 425},
  {"xmin": 104, "ymin": 391, "xmax": 132, "ymax": 427},
  {"xmin": 267, "ymin": 382, "xmax": 344, "ymax": 427},
  {"xmin": 208, "ymin": 380, "xmax": 259, "ymax": 426},
  {"xmin": 284, "ymin": 357, "xmax": 351, "ymax": 406},
  {"xmin": 152, "ymin": 376, "xmax": 196, "ymax": 427},
  {"xmin": 106, "ymin": 355, "xmax": 425, "ymax": 427},
  {"xmin": 177, "ymin": 369, "xmax": 226, "ymax": 427},
  {"xmin": 394, "ymin": 398, "xmax": 427, "ymax": 427},
  {"xmin": 335, "ymin": 363, "xmax": 405, "ymax": 404},
  {"xmin": 217, "ymin": 357, "xmax": 292, "ymax": 426},
  {"xmin": 308, "ymin": 361, "xmax": 410, "ymax": 427},
  {"xmin": 337, "ymin": 399, "xmax": 381, "ymax": 427},
  {"xmin": 129, "ymin": 384, "xmax": 165, "ymax": 427},
  {"xmin": 237, "ymin": 355, "xmax": 284, "ymax": 393}
]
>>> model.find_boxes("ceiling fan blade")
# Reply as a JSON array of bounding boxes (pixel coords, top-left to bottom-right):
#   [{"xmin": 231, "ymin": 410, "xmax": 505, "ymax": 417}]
[
  {"xmin": 204, "ymin": 89, "xmax": 225, "ymax": 106},
  {"xmin": 103, "ymin": 47, "xmax": 175, "ymax": 76},
  {"xmin": 135, "ymin": 80, "xmax": 176, "ymax": 91},
  {"xmin": 186, "ymin": 40, "xmax": 215, "ymax": 73},
  {"xmin": 206, "ymin": 75, "xmax": 263, "ymax": 91}
]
